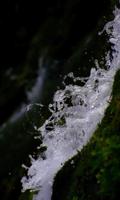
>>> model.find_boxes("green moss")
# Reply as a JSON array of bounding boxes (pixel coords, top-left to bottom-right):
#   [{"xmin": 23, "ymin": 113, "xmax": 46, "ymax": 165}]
[{"xmin": 18, "ymin": 191, "xmax": 35, "ymax": 200}]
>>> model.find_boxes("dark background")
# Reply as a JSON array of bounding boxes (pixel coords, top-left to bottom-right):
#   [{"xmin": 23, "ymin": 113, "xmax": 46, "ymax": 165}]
[{"xmin": 0, "ymin": 0, "xmax": 109, "ymax": 68}]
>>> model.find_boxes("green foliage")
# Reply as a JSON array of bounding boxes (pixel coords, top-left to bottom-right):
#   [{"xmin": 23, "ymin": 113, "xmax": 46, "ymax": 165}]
[
  {"xmin": 72, "ymin": 197, "xmax": 78, "ymax": 200},
  {"xmin": 18, "ymin": 191, "xmax": 36, "ymax": 200}
]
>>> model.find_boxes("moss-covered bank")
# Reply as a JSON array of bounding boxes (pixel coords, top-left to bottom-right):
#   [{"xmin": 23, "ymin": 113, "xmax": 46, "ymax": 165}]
[{"xmin": 52, "ymin": 69, "xmax": 120, "ymax": 200}]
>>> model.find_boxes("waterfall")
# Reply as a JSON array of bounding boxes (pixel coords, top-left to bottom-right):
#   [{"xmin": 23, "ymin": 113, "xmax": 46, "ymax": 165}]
[
  {"xmin": 9, "ymin": 57, "xmax": 47, "ymax": 123},
  {"xmin": 21, "ymin": 6, "xmax": 120, "ymax": 200}
]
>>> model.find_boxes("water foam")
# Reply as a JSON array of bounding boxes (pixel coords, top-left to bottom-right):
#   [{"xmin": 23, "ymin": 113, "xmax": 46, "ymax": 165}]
[{"xmin": 21, "ymin": 6, "xmax": 120, "ymax": 200}]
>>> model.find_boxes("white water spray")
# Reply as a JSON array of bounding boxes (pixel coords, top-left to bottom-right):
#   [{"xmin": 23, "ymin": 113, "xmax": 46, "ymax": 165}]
[{"xmin": 22, "ymin": 7, "xmax": 120, "ymax": 200}]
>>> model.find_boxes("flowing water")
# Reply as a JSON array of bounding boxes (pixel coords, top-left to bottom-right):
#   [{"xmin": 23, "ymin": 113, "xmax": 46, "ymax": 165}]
[{"xmin": 21, "ymin": 6, "xmax": 120, "ymax": 200}]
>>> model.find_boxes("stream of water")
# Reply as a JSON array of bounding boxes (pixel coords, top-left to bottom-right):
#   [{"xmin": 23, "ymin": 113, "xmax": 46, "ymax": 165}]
[{"xmin": 21, "ymin": 6, "xmax": 120, "ymax": 200}]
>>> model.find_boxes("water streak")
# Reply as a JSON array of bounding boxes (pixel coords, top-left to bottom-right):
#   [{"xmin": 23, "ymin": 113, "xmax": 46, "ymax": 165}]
[{"xmin": 22, "ymin": 7, "xmax": 120, "ymax": 200}]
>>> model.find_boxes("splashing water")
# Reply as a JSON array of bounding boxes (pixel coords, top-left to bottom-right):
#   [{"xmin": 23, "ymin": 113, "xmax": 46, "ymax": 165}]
[{"xmin": 21, "ymin": 7, "xmax": 120, "ymax": 200}]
